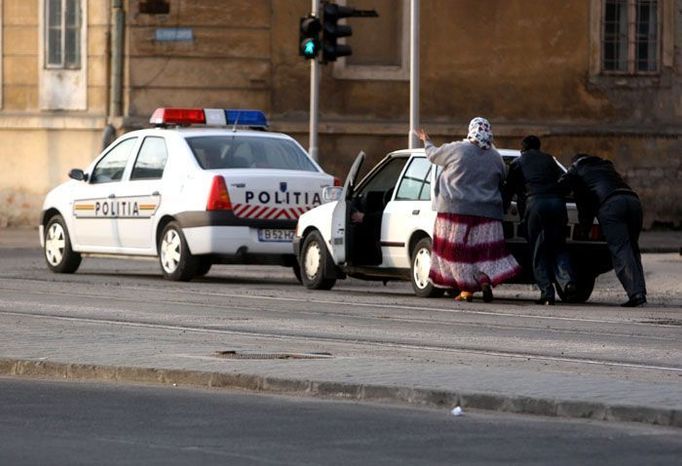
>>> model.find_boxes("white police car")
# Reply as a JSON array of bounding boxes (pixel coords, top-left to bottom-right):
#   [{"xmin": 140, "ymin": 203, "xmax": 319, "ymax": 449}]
[
  {"xmin": 40, "ymin": 108, "xmax": 337, "ymax": 281},
  {"xmin": 294, "ymin": 149, "xmax": 613, "ymax": 302}
]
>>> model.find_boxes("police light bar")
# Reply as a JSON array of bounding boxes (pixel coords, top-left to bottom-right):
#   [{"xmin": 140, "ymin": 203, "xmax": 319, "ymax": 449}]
[{"xmin": 149, "ymin": 107, "xmax": 268, "ymax": 128}]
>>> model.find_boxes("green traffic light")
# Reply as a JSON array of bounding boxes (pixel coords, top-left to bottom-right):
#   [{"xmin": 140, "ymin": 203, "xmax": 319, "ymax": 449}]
[{"xmin": 302, "ymin": 39, "xmax": 317, "ymax": 58}]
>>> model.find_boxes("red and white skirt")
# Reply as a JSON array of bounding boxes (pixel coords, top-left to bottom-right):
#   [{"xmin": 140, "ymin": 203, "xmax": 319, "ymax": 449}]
[{"xmin": 429, "ymin": 213, "xmax": 521, "ymax": 292}]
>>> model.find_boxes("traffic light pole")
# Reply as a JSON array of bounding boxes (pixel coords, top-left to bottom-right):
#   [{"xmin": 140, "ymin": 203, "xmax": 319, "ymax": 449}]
[
  {"xmin": 309, "ymin": 0, "xmax": 320, "ymax": 162},
  {"xmin": 409, "ymin": 0, "xmax": 420, "ymax": 149}
]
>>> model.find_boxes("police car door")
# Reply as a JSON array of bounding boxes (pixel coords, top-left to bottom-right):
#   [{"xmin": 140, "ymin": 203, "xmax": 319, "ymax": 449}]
[
  {"xmin": 329, "ymin": 152, "xmax": 365, "ymax": 264},
  {"xmin": 71, "ymin": 137, "xmax": 139, "ymax": 250},
  {"xmin": 114, "ymin": 136, "xmax": 168, "ymax": 251}
]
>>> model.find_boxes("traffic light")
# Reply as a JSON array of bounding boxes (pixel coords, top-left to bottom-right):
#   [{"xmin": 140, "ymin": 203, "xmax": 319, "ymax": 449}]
[
  {"xmin": 321, "ymin": 3, "xmax": 353, "ymax": 62},
  {"xmin": 299, "ymin": 15, "xmax": 321, "ymax": 59},
  {"xmin": 321, "ymin": 2, "xmax": 378, "ymax": 63}
]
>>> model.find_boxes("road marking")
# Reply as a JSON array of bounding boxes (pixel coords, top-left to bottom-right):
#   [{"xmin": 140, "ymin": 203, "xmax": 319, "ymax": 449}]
[{"xmin": 0, "ymin": 279, "xmax": 675, "ymax": 329}]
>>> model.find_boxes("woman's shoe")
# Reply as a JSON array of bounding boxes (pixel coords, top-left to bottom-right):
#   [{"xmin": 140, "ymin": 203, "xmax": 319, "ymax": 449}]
[
  {"xmin": 454, "ymin": 292, "xmax": 473, "ymax": 302},
  {"xmin": 481, "ymin": 283, "xmax": 493, "ymax": 303}
]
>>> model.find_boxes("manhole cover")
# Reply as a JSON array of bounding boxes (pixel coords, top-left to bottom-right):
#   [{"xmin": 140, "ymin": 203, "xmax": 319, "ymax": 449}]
[{"xmin": 214, "ymin": 350, "xmax": 333, "ymax": 360}]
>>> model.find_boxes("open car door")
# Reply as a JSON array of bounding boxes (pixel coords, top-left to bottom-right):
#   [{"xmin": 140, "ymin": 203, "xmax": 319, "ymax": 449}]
[{"xmin": 329, "ymin": 151, "xmax": 365, "ymax": 264}]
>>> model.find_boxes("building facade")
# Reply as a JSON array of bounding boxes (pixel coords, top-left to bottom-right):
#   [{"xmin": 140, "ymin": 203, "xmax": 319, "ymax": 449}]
[{"xmin": 1, "ymin": 0, "xmax": 680, "ymax": 228}]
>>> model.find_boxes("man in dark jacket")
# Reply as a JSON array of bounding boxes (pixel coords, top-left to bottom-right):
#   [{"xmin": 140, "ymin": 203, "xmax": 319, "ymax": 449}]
[
  {"xmin": 504, "ymin": 136, "xmax": 576, "ymax": 305},
  {"xmin": 559, "ymin": 153, "xmax": 646, "ymax": 307}
]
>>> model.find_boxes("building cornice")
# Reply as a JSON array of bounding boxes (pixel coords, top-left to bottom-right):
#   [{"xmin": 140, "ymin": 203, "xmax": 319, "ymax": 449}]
[{"xmin": 0, "ymin": 114, "xmax": 107, "ymax": 130}]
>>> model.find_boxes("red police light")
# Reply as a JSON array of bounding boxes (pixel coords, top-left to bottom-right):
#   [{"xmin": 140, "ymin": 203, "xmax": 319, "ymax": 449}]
[{"xmin": 150, "ymin": 108, "xmax": 206, "ymax": 126}]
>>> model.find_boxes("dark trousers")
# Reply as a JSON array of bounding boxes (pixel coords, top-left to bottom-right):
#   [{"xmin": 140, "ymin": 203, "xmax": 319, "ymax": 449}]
[
  {"xmin": 525, "ymin": 196, "xmax": 574, "ymax": 300},
  {"xmin": 597, "ymin": 194, "xmax": 646, "ymax": 298}
]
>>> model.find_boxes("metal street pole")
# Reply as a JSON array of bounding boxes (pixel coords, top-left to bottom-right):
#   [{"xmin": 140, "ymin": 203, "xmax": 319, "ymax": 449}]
[
  {"xmin": 309, "ymin": 0, "xmax": 321, "ymax": 161},
  {"xmin": 409, "ymin": 0, "xmax": 420, "ymax": 149}
]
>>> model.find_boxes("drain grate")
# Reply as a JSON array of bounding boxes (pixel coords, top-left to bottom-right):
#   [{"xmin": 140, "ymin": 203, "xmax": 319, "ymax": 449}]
[{"xmin": 214, "ymin": 350, "xmax": 333, "ymax": 360}]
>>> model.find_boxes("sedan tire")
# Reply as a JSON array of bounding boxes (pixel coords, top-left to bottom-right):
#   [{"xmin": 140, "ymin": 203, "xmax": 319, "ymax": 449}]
[
  {"xmin": 410, "ymin": 237, "xmax": 444, "ymax": 298},
  {"xmin": 300, "ymin": 231, "xmax": 336, "ymax": 290},
  {"xmin": 44, "ymin": 214, "xmax": 82, "ymax": 274},
  {"xmin": 159, "ymin": 222, "xmax": 198, "ymax": 281}
]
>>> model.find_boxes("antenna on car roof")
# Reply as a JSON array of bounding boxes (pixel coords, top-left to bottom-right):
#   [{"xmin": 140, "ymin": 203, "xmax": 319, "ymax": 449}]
[{"xmin": 231, "ymin": 112, "xmax": 240, "ymax": 132}]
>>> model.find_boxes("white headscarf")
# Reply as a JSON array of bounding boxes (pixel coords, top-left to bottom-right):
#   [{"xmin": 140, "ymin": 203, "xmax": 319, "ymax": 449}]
[{"xmin": 467, "ymin": 117, "xmax": 493, "ymax": 150}]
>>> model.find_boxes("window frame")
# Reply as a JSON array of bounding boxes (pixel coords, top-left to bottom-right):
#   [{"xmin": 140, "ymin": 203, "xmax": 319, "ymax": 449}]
[
  {"xmin": 601, "ymin": 0, "xmax": 660, "ymax": 75},
  {"xmin": 590, "ymin": 0, "xmax": 673, "ymax": 80},
  {"xmin": 90, "ymin": 138, "xmax": 139, "ymax": 185},
  {"xmin": 45, "ymin": 0, "xmax": 82, "ymax": 70},
  {"xmin": 130, "ymin": 137, "xmax": 169, "ymax": 181},
  {"xmin": 395, "ymin": 157, "xmax": 432, "ymax": 201}
]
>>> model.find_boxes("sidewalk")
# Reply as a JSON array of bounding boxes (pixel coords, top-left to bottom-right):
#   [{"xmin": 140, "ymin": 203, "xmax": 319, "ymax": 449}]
[
  {"xmin": 2, "ymin": 227, "xmax": 680, "ymax": 253},
  {"xmin": 1, "ymin": 317, "xmax": 680, "ymax": 428}
]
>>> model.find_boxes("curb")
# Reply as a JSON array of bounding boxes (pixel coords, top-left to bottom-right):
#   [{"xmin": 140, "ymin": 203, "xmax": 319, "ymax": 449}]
[{"xmin": 1, "ymin": 358, "xmax": 679, "ymax": 429}]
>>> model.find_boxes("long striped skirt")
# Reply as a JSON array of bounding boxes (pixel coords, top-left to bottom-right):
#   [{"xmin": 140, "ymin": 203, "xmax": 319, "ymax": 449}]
[{"xmin": 429, "ymin": 213, "xmax": 521, "ymax": 292}]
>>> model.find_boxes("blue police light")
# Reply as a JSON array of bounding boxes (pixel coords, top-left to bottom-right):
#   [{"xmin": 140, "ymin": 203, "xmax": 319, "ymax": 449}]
[{"xmin": 225, "ymin": 109, "xmax": 268, "ymax": 128}]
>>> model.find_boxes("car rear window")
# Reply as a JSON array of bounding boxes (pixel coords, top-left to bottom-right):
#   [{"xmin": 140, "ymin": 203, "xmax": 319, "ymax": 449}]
[{"xmin": 186, "ymin": 136, "xmax": 318, "ymax": 172}]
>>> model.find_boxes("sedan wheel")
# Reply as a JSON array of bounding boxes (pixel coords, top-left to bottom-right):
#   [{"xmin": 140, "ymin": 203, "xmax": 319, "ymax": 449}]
[
  {"xmin": 410, "ymin": 238, "xmax": 444, "ymax": 298},
  {"xmin": 44, "ymin": 215, "xmax": 81, "ymax": 273},
  {"xmin": 159, "ymin": 222, "xmax": 198, "ymax": 281},
  {"xmin": 300, "ymin": 231, "xmax": 336, "ymax": 290}
]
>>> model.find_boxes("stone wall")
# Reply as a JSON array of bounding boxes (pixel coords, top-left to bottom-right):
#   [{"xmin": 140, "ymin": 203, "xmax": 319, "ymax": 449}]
[{"xmin": 0, "ymin": 0, "xmax": 679, "ymax": 228}]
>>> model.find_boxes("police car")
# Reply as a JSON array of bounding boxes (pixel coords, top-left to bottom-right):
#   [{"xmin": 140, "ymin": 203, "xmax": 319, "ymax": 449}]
[
  {"xmin": 294, "ymin": 149, "xmax": 613, "ymax": 302},
  {"xmin": 40, "ymin": 108, "xmax": 337, "ymax": 281}
]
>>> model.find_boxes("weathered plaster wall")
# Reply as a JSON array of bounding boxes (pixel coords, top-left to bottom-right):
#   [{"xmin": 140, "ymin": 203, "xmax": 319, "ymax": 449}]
[{"xmin": 0, "ymin": 129, "xmax": 103, "ymax": 227}]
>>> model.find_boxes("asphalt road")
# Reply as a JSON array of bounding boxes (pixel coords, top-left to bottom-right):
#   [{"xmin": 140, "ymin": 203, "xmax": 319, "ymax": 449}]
[
  {"xmin": 0, "ymin": 245, "xmax": 681, "ymax": 429},
  {"xmin": 1, "ymin": 377, "xmax": 680, "ymax": 466}
]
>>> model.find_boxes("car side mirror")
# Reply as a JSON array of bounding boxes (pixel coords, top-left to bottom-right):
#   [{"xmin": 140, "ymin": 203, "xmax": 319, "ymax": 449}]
[
  {"xmin": 322, "ymin": 186, "xmax": 343, "ymax": 203},
  {"xmin": 68, "ymin": 169, "xmax": 88, "ymax": 182}
]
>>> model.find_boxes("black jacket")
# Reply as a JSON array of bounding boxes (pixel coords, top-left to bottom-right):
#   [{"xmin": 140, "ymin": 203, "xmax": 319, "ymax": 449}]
[
  {"xmin": 558, "ymin": 155, "xmax": 636, "ymax": 228},
  {"xmin": 503, "ymin": 149, "xmax": 566, "ymax": 218}
]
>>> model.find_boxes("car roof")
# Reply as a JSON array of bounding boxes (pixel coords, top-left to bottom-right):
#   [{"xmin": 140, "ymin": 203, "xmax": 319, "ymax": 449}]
[
  {"xmin": 124, "ymin": 127, "xmax": 297, "ymax": 141},
  {"xmin": 387, "ymin": 147, "xmax": 521, "ymax": 158}
]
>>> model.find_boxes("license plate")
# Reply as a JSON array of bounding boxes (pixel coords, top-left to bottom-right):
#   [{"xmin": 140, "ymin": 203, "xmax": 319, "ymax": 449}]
[{"xmin": 257, "ymin": 229, "xmax": 295, "ymax": 242}]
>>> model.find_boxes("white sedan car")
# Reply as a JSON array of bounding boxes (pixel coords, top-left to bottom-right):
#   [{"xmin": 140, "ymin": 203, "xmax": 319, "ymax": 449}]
[
  {"xmin": 40, "ymin": 108, "xmax": 337, "ymax": 281},
  {"xmin": 294, "ymin": 149, "xmax": 613, "ymax": 302}
]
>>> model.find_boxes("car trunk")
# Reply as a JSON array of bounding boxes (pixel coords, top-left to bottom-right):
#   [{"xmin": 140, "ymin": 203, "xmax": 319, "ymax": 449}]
[{"xmin": 218, "ymin": 169, "xmax": 331, "ymax": 221}]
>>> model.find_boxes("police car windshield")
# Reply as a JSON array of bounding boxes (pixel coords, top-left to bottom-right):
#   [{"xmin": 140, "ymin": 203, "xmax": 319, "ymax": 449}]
[{"xmin": 186, "ymin": 136, "xmax": 317, "ymax": 172}]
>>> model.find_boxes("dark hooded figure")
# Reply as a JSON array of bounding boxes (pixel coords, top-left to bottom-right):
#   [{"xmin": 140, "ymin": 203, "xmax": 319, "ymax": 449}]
[
  {"xmin": 559, "ymin": 153, "xmax": 646, "ymax": 307},
  {"xmin": 503, "ymin": 135, "xmax": 576, "ymax": 305}
]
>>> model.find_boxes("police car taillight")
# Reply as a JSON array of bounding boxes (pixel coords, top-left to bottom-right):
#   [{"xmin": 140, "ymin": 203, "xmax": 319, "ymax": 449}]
[
  {"xmin": 206, "ymin": 176, "xmax": 232, "ymax": 211},
  {"xmin": 150, "ymin": 108, "xmax": 206, "ymax": 126}
]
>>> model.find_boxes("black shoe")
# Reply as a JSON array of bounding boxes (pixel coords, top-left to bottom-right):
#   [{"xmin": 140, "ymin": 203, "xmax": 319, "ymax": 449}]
[
  {"xmin": 535, "ymin": 297, "xmax": 555, "ymax": 305},
  {"xmin": 481, "ymin": 283, "xmax": 493, "ymax": 303},
  {"xmin": 621, "ymin": 294, "xmax": 646, "ymax": 307}
]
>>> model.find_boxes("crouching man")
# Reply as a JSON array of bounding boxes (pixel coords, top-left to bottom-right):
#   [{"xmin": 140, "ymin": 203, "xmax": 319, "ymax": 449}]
[{"xmin": 559, "ymin": 154, "xmax": 647, "ymax": 307}]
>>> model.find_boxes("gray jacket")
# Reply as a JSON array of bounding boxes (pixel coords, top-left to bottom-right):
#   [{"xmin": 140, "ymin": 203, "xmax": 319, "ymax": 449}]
[{"xmin": 425, "ymin": 140, "xmax": 506, "ymax": 220}]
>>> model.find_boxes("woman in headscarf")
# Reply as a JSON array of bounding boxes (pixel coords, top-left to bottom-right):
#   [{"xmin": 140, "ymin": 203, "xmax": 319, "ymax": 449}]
[{"xmin": 417, "ymin": 117, "xmax": 521, "ymax": 302}]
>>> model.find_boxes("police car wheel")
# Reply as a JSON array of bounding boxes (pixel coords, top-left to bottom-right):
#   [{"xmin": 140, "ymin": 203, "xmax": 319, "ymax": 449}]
[
  {"xmin": 158, "ymin": 222, "xmax": 198, "ymax": 281},
  {"xmin": 195, "ymin": 258, "xmax": 213, "ymax": 277},
  {"xmin": 300, "ymin": 231, "xmax": 336, "ymax": 290},
  {"xmin": 410, "ymin": 238, "xmax": 444, "ymax": 298},
  {"xmin": 44, "ymin": 215, "xmax": 82, "ymax": 274}
]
